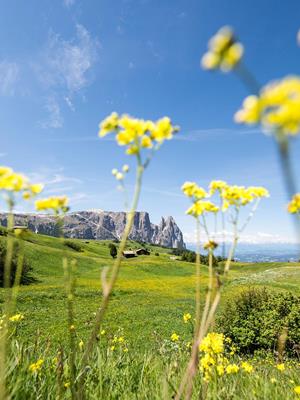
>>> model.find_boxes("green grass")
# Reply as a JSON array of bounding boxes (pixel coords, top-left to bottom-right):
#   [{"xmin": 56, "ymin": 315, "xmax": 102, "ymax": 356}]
[
  {"xmin": 1, "ymin": 230, "xmax": 300, "ymax": 350},
  {"xmin": 1, "ymin": 231, "xmax": 300, "ymax": 399}
]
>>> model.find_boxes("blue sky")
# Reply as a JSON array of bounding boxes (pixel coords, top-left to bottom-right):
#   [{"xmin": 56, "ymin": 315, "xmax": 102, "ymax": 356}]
[{"xmin": 1, "ymin": 0, "xmax": 300, "ymax": 244}]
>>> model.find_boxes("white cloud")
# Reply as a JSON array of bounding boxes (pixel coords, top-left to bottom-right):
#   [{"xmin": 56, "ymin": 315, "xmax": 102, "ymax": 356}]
[
  {"xmin": 40, "ymin": 24, "xmax": 99, "ymax": 93},
  {"xmin": 36, "ymin": 24, "xmax": 99, "ymax": 128},
  {"xmin": 183, "ymin": 229, "xmax": 298, "ymax": 245},
  {"xmin": 0, "ymin": 61, "xmax": 19, "ymax": 96},
  {"xmin": 39, "ymin": 96, "xmax": 63, "ymax": 129}
]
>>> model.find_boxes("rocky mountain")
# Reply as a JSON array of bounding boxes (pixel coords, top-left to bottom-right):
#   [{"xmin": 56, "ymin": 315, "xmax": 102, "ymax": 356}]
[{"xmin": 0, "ymin": 211, "xmax": 186, "ymax": 249}]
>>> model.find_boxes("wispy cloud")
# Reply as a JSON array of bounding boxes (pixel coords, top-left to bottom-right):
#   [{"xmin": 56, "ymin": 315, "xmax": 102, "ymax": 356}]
[
  {"xmin": 36, "ymin": 24, "xmax": 99, "ymax": 128},
  {"xmin": 39, "ymin": 96, "xmax": 63, "ymax": 128},
  {"xmin": 63, "ymin": 0, "xmax": 75, "ymax": 7},
  {"xmin": 0, "ymin": 61, "xmax": 19, "ymax": 96},
  {"xmin": 175, "ymin": 127, "xmax": 261, "ymax": 142},
  {"xmin": 39, "ymin": 24, "xmax": 99, "ymax": 93}
]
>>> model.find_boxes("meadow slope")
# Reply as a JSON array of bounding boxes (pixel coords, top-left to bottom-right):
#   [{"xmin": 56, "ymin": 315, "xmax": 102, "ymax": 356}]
[{"xmin": 1, "ymin": 230, "xmax": 299, "ymax": 351}]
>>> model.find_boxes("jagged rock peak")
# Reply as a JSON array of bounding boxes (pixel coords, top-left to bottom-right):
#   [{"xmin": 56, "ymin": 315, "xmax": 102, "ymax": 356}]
[{"xmin": 0, "ymin": 210, "xmax": 186, "ymax": 249}]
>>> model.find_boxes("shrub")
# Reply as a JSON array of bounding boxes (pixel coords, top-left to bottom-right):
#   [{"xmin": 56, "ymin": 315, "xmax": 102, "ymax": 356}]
[
  {"xmin": 64, "ymin": 240, "xmax": 83, "ymax": 252},
  {"xmin": 217, "ymin": 287, "xmax": 300, "ymax": 356},
  {"xmin": 0, "ymin": 241, "xmax": 36, "ymax": 287},
  {"xmin": 108, "ymin": 243, "xmax": 117, "ymax": 259},
  {"xmin": 155, "ymin": 252, "xmax": 159, "ymax": 256}
]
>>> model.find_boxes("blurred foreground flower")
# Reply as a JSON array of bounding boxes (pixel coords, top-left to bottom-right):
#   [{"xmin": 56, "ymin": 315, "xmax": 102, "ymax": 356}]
[
  {"xmin": 287, "ymin": 194, "xmax": 300, "ymax": 214},
  {"xmin": 235, "ymin": 76, "xmax": 300, "ymax": 140},
  {"xmin": 0, "ymin": 166, "xmax": 43, "ymax": 206},
  {"xmin": 35, "ymin": 196, "xmax": 69, "ymax": 215},
  {"xmin": 201, "ymin": 26, "xmax": 244, "ymax": 72}
]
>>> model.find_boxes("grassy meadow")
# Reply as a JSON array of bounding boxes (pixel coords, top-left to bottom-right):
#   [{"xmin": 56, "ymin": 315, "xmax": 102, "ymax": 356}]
[{"xmin": 1, "ymin": 229, "xmax": 300, "ymax": 399}]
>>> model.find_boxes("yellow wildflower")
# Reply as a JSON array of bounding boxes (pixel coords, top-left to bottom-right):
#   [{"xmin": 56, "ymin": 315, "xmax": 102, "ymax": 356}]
[
  {"xmin": 118, "ymin": 336, "xmax": 125, "ymax": 343},
  {"xmin": 201, "ymin": 26, "xmax": 244, "ymax": 72},
  {"xmin": 235, "ymin": 76, "xmax": 300, "ymax": 137},
  {"xmin": 276, "ymin": 363, "xmax": 285, "ymax": 372},
  {"xmin": 9, "ymin": 313, "xmax": 24, "ymax": 322},
  {"xmin": 226, "ymin": 364, "xmax": 239, "ymax": 374},
  {"xmin": 171, "ymin": 333, "xmax": 179, "ymax": 342},
  {"xmin": 126, "ymin": 145, "xmax": 139, "ymax": 155},
  {"xmin": 181, "ymin": 182, "xmax": 207, "ymax": 199},
  {"xmin": 271, "ymin": 377, "xmax": 277, "ymax": 383},
  {"xmin": 186, "ymin": 200, "xmax": 219, "ymax": 217},
  {"xmin": 64, "ymin": 382, "xmax": 70, "ymax": 388},
  {"xmin": 100, "ymin": 329, "xmax": 106, "ymax": 335},
  {"xmin": 28, "ymin": 359, "xmax": 44, "ymax": 373},
  {"xmin": 294, "ymin": 386, "xmax": 300, "ymax": 395},
  {"xmin": 209, "ymin": 180, "xmax": 228, "ymax": 195},
  {"xmin": 99, "ymin": 113, "xmax": 178, "ymax": 156},
  {"xmin": 183, "ymin": 313, "xmax": 192, "ymax": 323},
  {"xmin": 287, "ymin": 194, "xmax": 300, "ymax": 214},
  {"xmin": 241, "ymin": 361, "xmax": 253, "ymax": 373},
  {"xmin": 35, "ymin": 196, "xmax": 69, "ymax": 214},
  {"xmin": 199, "ymin": 333, "xmax": 224, "ymax": 354},
  {"xmin": 98, "ymin": 112, "xmax": 119, "ymax": 137},
  {"xmin": 141, "ymin": 135, "xmax": 153, "ymax": 148},
  {"xmin": 217, "ymin": 364, "xmax": 225, "ymax": 376},
  {"xmin": 150, "ymin": 117, "xmax": 174, "ymax": 142}
]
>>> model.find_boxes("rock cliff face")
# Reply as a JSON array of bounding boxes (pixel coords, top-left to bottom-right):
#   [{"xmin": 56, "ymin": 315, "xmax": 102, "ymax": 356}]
[{"xmin": 0, "ymin": 211, "xmax": 185, "ymax": 249}]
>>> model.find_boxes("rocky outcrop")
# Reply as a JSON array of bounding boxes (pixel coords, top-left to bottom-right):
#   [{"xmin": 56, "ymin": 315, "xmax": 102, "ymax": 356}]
[{"xmin": 0, "ymin": 211, "xmax": 185, "ymax": 249}]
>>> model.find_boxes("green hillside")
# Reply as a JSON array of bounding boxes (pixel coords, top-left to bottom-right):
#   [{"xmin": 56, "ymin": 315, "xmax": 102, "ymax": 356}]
[{"xmin": 1, "ymin": 230, "xmax": 300, "ymax": 351}]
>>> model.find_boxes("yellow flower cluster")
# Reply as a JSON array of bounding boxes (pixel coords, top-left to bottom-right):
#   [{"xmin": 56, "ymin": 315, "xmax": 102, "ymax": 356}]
[
  {"xmin": 199, "ymin": 332, "xmax": 224, "ymax": 354},
  {"xmin": 35, "ymin": 196, "xmax": 69, "ymax": 215},
  {"xmin": 182, "ymin": 180, "xmax": 269, "ymax": 217},
  {"xmin": 28, "ymin": 359, "xmax": 44, "ymax": 373},
  {"xmin": 183, "ymin": 313, "xmax": 192, "ymax": 323},
  {"xmin": 241, "ymin": 361, "xmax": 253, "ymax": 373},
  {"xmin": 235, "ymin": 76, "xmax": 300, "ymax": 137},
  {"xmin": 198, "ymin": 332, "xmax": 253, "ymax": 381},
  {"xmin": 181, "ymin": 182, "xmax": 207, "ymax": 200},
  {"xmin": 171, "ymin": 332, "xmax": 179, "ymax": 342},
  {"xmin": 0, "ymin": 166, "xmax": 43, "ymax": 200},
  {"xmin": 186, "ymin": 201, "xmax": 219, "ymax": 217},
  {"xmin": 221, "ymin": 185, "xmax": 269, "ymax": 208},
  {"xmin": 201, "ymin": 26, "xmax": 244, "ymax": 72},
  {"xmin": 99, "ymin": 113, "xmax": 179, "ymax": 156},
  {"xmin": 109, "ymin": 334, "xmax": 128, "ymax": 353},
  {"xmin": 9, "ymin": 313, "xmax": 24, "ymax": 322},
  {"xmin": 276, "ymin": 363, "xmax": 285, "ymax": 372},
  {"xmin": 287, "ymin": 193, "xmax": 300, "ymax": 214}
]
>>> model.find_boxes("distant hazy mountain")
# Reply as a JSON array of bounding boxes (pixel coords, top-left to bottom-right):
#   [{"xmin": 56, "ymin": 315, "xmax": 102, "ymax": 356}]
[{"xmin": 0, "ymin": 210, "xmax": 186, "ymax": 249}]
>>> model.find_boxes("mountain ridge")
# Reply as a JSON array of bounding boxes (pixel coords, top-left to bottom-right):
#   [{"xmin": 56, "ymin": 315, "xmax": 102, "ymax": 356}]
[{"xmin": 0, "ymin": 210, "xmax": 186, "ymax": 249}]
